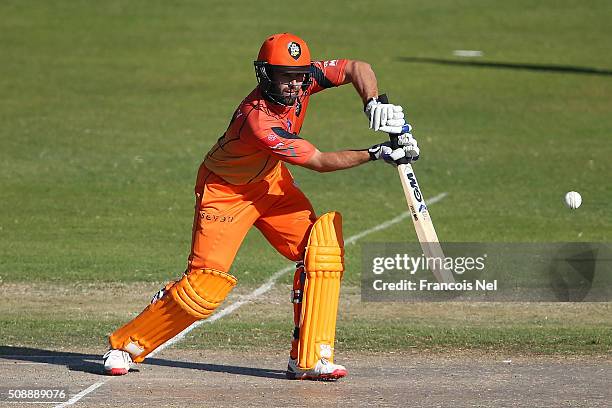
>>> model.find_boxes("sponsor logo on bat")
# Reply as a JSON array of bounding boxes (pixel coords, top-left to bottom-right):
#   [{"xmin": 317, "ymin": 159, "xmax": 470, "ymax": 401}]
[{"xmin": 406, "ymin": 172, "xmax": 423, "ymax": 202}]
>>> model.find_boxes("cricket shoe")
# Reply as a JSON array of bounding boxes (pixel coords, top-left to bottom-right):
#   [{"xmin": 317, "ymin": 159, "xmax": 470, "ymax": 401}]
[
  {"xmin": 286, "ymin": 357, "xmax": 347, "ymax": 381},
  {"xmin": 103, "ymin": 349, "xmax": 132, "ymax": 376}
]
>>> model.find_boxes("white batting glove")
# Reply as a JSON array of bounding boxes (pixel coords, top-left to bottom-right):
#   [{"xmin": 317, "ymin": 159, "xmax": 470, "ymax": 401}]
[
  {"xmin": 368, "ymin": 142, "xmax": 408, "ymax": 165},
  {"xmin": 397, "ymin": 132, "xmax": 420, "ymax": 161},
  {"xmin": 364, "ymin": 97, "xmax": 407, "ymax": 133}
]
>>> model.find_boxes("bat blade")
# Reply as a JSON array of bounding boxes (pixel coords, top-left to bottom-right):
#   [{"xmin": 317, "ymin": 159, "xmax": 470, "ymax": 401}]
[
  {"xmin": 376, "ymin": 93, "xmax": 454, "ymax": 284},
  {"xmin": 396, "ymin": 163, "xmax": 455, "ymax": 284}
]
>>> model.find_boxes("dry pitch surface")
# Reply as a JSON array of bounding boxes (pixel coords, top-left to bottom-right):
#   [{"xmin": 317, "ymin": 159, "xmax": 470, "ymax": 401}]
[
  {"xmin": 1, "ymin": 283, "xmax": 610, "ymax": 407},
  {"xmin": 0, "ymin": 349, "xmax": 610, "ymax": 407}
]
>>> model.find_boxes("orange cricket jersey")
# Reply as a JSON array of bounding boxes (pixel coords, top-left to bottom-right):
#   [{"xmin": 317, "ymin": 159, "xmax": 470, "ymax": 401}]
[{"xmin": 204, "ymin": 59, "xmax": 348, "ymax": 185}]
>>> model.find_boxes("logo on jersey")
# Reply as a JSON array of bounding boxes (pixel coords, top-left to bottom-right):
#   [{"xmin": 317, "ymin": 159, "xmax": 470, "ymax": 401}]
[
  {"xmin": 267, "ymin": 134, "xmax": 285, "ymax": 149},
  {"xmin": 286, "ymin": 119, "xmax": 292, "ymax": 131},
  {"xmin": 288, "ymin": 42, "xmax": 301, "ymax": 60}
]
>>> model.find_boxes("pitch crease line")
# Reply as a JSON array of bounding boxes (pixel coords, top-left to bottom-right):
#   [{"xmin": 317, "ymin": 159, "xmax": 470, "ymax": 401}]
[
  {"xmin": 53, "ymin": 381, "xmax": 106, "ymax": 408},
  {"xmin": 55, "ymin": 191, "xmax": 447, "ymax": 407}
]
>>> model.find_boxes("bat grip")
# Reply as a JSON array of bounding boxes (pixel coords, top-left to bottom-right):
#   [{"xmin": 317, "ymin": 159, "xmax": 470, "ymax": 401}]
[{"xmin": 377, "ymin": 93, "xmax": 410, "ymax": 164}]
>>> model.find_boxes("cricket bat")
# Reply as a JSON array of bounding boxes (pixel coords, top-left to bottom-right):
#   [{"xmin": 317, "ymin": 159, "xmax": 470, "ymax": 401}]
[{"xmin": 378, "ymin": 94, "xmax": 455, "ymax": 284}]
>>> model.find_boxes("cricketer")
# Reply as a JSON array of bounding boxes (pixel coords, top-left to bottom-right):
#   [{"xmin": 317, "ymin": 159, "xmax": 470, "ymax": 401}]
[{"xmin": 103, "ymin": 32, "xmax": 419, "ymax": 380}]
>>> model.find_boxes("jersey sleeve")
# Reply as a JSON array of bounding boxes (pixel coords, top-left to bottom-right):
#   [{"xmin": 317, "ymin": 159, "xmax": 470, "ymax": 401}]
[
  {"xmin": 244, "ymin": 121, "xmax": 317, "ymax": 166},
  {"xmin": 308, "ymin": 59, "xmax": 348, "ymax": 95}
]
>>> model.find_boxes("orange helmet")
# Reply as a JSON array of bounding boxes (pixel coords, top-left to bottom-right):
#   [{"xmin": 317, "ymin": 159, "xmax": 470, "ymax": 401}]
[
  {"xmin": 254, "ymin": 33, "xmax": 312, "ymax": 105},
  {"xmin": 257, "ymin": 32, "xmax": 311, "ymax": 68}
]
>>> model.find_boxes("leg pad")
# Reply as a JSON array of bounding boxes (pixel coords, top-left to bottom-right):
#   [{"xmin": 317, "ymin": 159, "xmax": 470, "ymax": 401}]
[
  {"xmin": 297, "ymin": 212, "xmax": 344, "ymax": 370},
  {"xmin": 109, "ymin": 268, "xmax": 237, "ymax": 362}
]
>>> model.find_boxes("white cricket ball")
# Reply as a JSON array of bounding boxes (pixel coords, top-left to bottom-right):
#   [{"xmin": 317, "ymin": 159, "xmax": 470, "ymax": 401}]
[{"xmin": 564, "ymin": 191, "xmax": 582, "ymax": 209}]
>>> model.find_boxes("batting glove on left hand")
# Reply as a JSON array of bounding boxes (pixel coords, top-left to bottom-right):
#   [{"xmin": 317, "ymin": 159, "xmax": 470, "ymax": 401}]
[
  {"xmin": 364, "ymin": 97, "xmax": 409, "ymax": 134},
  {"xmin": 368, "ymin": 133, "xmax": 420, "ymax": 166},
  {"xmin": 368, "ymin": 142, "xmax": 407, "ymax": 165}
]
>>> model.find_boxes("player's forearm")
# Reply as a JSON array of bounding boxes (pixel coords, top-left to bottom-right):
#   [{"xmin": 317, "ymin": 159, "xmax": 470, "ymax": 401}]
[
  {"xmin": 301, "ymin": 150, "xmax": 370, "ymax": 172},
  {"xmin": 344, "ymin": 60, "xmax": 378, "ymax": 105}
]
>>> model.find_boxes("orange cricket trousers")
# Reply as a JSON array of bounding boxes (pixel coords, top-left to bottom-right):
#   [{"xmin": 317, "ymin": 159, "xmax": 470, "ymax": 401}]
[{"xmin": 187, "ymin": 162, "xmax": 317, "ymax": 274}]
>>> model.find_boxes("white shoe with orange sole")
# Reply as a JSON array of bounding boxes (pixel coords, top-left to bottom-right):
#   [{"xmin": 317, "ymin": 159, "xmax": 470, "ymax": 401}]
[
  {"xmin": 103, "ymin": 349, "xmax": 132, "ymax": 376},
  {"xmin": 286, "ymin": 357, "xmax": 347, "ymax": 381}
]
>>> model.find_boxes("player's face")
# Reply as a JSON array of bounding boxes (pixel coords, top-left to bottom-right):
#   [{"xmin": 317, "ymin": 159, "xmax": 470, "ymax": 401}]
[{"xmin": 274, "ymin": 71, "xmax": 306, "ymax": 105}]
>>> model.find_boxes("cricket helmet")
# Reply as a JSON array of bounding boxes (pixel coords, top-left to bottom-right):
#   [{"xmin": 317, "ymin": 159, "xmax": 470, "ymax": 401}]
[{"xmin": 254, "ymin": 33, "xmax": 312, "ymax": 105}]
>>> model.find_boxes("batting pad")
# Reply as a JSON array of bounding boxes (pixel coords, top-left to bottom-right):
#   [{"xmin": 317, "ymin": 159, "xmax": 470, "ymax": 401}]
[
  {"xmin": 109, "ymin": 268, "xmax": 237, "ymax": 363},
  {"xmin": 298, "ymin": 212, "xmax": 345, "ymax": 369}
]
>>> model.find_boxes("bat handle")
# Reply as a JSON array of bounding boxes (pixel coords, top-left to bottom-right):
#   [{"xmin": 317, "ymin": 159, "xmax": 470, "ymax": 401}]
[{"xmin": 377, "ymin": 93, "xmax": 411, "ymax": 165}]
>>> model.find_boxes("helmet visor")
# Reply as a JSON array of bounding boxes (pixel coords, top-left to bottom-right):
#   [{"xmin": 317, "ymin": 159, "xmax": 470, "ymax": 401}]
[{"xmin": 268, "ymin": 64, "xmax": 311, "ymax": 74}]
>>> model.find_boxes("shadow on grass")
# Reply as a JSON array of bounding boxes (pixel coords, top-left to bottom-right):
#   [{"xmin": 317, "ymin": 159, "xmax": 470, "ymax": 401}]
[
  {"xmin": 0, "ymin": 346, "xmax": 286, "ymax": 380},
  {"xmin": 397, "ymin": 57, "xmax": 612, "ymax": 76}
]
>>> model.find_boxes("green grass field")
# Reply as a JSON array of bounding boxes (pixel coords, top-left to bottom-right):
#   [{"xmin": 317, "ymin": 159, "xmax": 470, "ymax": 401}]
[{"xmin": 1, "ymin": 1, "xmax": 610, "ymax": 355}]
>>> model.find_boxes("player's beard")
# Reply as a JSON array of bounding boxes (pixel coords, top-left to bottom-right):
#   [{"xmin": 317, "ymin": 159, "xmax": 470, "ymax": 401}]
[
  {"xmin": 277, "ymin": 86, "xmax": 300, "ymax": 106},
  {"xmin": 282, "ymin": 90, "xmax": 299, "ymax": 106}
]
